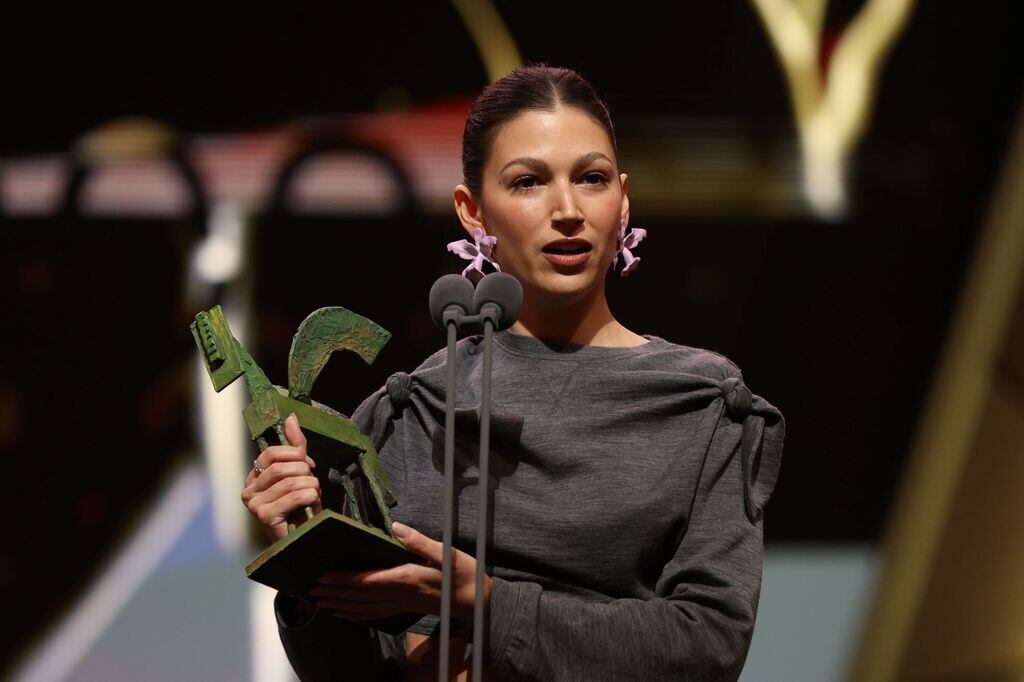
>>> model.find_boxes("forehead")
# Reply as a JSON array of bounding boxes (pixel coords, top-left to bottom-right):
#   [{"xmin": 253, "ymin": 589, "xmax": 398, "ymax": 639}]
[{"xmin": 487, "ymin": 107, "xmax": 615, "ymax": 168}]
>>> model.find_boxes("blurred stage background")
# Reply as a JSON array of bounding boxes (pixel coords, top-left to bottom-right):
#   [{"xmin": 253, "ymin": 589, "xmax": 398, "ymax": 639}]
[{"xmin": 3, "ymin": 2, "xmax": 1023, "ymax": 681}]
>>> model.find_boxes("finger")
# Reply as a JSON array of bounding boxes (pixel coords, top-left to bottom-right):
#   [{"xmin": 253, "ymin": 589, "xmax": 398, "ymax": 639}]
[
  {"xmin": 318, "ymin": 569, "xmax": 393, "ymax": 588},
  {"xmin": 391, "ymin": 522, "xmax": 445, "ymax": 565},
  {"xmin": 253, "ymin": 445, "xmax": 310, "ymax": 473},
  {"xmin": 283, "ymin": 413, "xmax": 308, "ymax": 454},
  {"xmin": 247, "ymin": 485, "xmax": 320, "ymax": 528},
  {"xmin": 321, "ymin": 563, "xmax": 438, "ymax": 589},
  {"xmin": 250, "ymin": 461, "xmax": 314, "ymax": 495},
  {"xmin": 282, "ymin": 414, "xmax": 315, "ymax": 468},
  {"xmin": 243, "ymin": 462, "xmax": 312, "ymax": 504},
  {"xmin": 260, "ymin": 487, "xmax": 321, "ymax": 524},
  {"xmin": 250, "ymin": 475, "xmax": 320, "ymax": 507},
  {"xmin": 309, "ymin": 585, "xmax": 395, "ymax": 602}
]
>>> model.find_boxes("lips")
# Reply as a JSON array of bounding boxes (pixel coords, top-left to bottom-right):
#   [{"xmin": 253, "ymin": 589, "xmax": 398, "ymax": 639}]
[
  {"xmin": 541, "ymin": 238, "xmax": 592, "ymax": 267},
  {"xmin": 542, "ymin": 238, "xmax": 592, "ymax": 255}
]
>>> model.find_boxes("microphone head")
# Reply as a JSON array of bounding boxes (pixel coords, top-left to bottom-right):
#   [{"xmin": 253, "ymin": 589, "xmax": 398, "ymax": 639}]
[
  {"xmin": 429, "ymin": 274, "xmax": 476, "ymax": 328},
  {"xmin": 473, "ymin": 272, "xmax": 523, "ymax": 330}
]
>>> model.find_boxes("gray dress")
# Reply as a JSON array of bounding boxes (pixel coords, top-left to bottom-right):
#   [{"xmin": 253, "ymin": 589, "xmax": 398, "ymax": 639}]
[{"xmin": 275, "ymin": 330, "xmax": 786, "ymax": 682}]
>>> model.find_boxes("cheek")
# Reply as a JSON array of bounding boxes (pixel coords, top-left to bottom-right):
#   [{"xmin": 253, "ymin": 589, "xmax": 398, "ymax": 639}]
[
  {"xmin": 590, "ymin": 200, "xmax": 623, "ymax": 250},
  {"xmin": 488, "ymin": 202, "xmax": 544, "ymax": 256}
]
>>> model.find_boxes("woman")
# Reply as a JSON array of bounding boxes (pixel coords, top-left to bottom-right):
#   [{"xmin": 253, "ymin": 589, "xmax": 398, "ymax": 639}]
[{"xmin": 241, "ymin": 64, "xmax": 785, "ymax": 682}]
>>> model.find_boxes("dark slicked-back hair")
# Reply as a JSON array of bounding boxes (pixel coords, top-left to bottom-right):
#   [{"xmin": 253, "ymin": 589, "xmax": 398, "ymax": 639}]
[{"xmin": 462, "ymin": 63, "xmax": 617, "ymax": 197}]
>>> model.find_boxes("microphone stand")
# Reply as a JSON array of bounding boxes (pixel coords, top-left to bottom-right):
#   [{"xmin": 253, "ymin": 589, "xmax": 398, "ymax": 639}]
[
  {"xmin": 439, "ymin": 308, "xmax": 460, "ymax": 682},
  {"xmin": 432, "ymin": 273, "xmax": 520, "ymax": 682},
  {"xmin": 472, "ymin": 307, "xmax": 496, "ymax": 682},
  {"xmin": 438, "ymin": 304, "xmax": 496, "ymax": 682}
]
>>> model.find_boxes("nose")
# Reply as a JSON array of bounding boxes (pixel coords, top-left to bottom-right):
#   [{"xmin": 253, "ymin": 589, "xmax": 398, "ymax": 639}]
[{"xmin": 551, "ymin": 181, "xmax": 583, "ymax": 225}]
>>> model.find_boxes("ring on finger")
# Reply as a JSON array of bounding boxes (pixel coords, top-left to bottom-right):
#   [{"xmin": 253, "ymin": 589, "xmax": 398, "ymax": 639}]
[{"xmin": 253, "ymin": 459, "xmax": 265, "ymax": 475}]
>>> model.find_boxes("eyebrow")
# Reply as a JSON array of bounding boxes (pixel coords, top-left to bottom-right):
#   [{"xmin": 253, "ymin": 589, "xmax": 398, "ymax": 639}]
[{"xmin": 499, "ymin": 151, "xmax": 613, "ymax": 175}]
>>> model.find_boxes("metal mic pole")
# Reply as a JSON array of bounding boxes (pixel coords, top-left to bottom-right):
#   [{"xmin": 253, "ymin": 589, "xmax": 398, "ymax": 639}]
[
  {"xmin": 439, "ymin": 316, "xmax": 458, "ymax": 682},
  {"xmin": 467, "ymin": 273, "xmax": 521, "ymax": 682},
  {"xmin": 432, "ymin": 272, "xmax": 520, "ymax": 682},
  {"xmin": 429, "ymin": 273, "xmax": 475, "ymax": 682},
  {"xmin": 472, "ymin": 312, "xmax": 494, "ymax": 682}
]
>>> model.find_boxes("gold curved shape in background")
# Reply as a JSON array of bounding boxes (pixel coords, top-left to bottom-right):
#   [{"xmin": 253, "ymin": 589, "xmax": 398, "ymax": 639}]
[{"xmin": 449, "ymin": 0, "xmax": 523, "ymax": 83}]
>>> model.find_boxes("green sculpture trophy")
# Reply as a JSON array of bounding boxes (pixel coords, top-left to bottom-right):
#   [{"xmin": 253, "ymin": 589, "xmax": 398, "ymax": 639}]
[{"xmin": 191, "ymin": 304, "xmax": 420, "ymax": 634}]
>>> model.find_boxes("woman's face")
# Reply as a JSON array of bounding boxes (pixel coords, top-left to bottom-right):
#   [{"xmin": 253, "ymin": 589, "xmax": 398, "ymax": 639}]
[{"xmin": 455, "ymin": 105, "xmax": 629, "ymax": 304}]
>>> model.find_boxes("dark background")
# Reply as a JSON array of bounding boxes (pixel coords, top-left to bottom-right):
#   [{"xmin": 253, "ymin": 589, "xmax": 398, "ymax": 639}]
[{"xmin": 3, "ymin": 0, "xmax": 1022, "ymax": 670}]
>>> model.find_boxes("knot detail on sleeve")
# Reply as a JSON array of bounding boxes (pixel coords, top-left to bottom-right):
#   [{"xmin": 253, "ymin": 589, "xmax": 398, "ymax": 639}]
[
  {"xmin": 386, "ymin": 372, "xmax": 412, "ymax": 411},
  {"xmin": 719, "ymin": 376, "xmax": 752, "ymax": 418}
]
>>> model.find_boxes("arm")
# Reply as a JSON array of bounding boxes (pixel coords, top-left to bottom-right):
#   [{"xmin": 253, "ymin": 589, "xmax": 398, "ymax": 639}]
[
  {"xmin": 403, "ymin": 631, "xmax": 475, "ymax": 682},
  {"xmin": 275, "ymin": 592, "xmax": 402, "ymax": 681},
  {"xmin": 484, "ymin": 409, "xmax": 785, "ymax": 682}
]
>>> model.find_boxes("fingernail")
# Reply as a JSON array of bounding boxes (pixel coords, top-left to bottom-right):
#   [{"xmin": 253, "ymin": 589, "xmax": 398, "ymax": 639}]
[{"xmin": 392, "ymin": 521, "xmax": 410, "ymax": 538}]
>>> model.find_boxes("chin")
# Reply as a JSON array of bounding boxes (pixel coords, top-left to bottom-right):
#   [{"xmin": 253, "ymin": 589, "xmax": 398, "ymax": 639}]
[{"xmin": 532, "ymin": 272, "xmax": 599, "ymax": 300}]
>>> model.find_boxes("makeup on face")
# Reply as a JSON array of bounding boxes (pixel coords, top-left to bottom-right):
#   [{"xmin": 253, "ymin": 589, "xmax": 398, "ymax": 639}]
[{"xmin": 482, "ymin": 108, "xmax": 625, "ymax": 288}]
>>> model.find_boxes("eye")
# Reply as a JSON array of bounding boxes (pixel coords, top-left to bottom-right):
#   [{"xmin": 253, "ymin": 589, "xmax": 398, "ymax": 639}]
[
  {"xmin": 580, "ymin": 171, "xmax": 609, "ymax": 186},
  {"xmin": 511, "ymin": 175, "xmax": 541, "ymax": 192}
]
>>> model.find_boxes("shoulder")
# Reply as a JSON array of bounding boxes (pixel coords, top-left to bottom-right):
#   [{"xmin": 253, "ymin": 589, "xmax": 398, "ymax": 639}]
[
  {"xmin": 407, "ymin": 336, "xmax": 478, "ymax": 374},
  {"xmin": 401, "ymin": 336, "xmax": 486, "ymax": 388},
  {"xmin": 407, "ymin": 335, "xmax": 746, "ymax": 388},
  {"xmin": 640, "ymin": 336, "xmax": 744, "ymax": 383}
]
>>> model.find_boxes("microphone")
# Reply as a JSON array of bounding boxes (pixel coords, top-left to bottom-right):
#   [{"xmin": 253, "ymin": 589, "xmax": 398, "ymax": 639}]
[
  {"xmin": 429, "ymin": 273, "xmax": 476, "ymax": 328},
  {"xmin": 472, "ymin": 272, "xmax": 523, "ymax": 330}
]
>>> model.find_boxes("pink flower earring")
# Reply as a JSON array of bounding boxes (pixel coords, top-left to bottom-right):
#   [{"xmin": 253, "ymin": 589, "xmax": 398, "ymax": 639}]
[
  {"xmin": 447, "ymin": 227, "xmax": 500, "ymax": 280},
  {"xmin": 613, "ymin": 219, "xmax": 646, "ymax": 276}
]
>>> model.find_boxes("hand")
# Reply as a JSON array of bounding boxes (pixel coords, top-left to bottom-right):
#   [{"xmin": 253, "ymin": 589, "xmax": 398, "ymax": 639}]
[
  {"xmin": 310, "ymin": 521, "xmax": 492, "ymax": 624},
  {"xmin": 241, "ymin": 413, "xmax": 321, "ymax": 542}
]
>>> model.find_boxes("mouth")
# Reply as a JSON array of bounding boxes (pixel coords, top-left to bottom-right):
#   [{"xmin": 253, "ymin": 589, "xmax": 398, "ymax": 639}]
[{"xmin": 541, "ymin": 239, "xmax": 592, "ymax": 267}]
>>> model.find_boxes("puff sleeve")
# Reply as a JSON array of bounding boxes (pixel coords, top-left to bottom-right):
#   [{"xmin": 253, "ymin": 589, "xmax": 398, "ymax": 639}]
[{"xmin": 482, "ymin": 377, "xmax": 786, "ymax": 682}]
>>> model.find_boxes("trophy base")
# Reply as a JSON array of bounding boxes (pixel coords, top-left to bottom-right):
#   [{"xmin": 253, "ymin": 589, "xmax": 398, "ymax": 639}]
[{"xmin": 246, "ymin": 509, "xmax": 422, "ymax": 634}]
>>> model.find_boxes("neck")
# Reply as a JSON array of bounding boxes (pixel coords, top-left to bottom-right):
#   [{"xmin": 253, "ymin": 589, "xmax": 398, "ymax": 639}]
[{"xmin": 509, "ymin": 283, "xmax": 623, "ymax": 346}]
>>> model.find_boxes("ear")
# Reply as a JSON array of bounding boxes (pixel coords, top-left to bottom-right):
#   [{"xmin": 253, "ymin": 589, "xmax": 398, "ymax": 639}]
[
  {"xmin": 454, "ymin": 184, "xmax": 486, "ymax": 238},
  {"xmin": 619, "ymin": 172, "xmax": 630, "ymax": 227}
]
